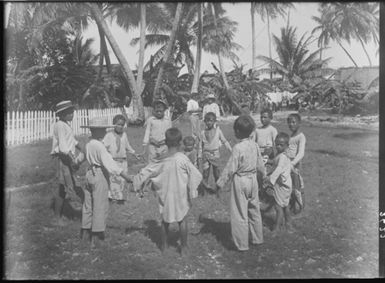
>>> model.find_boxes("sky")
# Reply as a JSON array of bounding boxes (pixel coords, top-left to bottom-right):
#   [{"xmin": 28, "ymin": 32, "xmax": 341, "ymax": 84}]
[{"xmin": 5, "ymin": 2, "xmax": 379, "ymax": 74}]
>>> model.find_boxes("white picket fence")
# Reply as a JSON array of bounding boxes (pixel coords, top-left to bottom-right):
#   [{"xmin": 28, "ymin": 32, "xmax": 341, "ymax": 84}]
[{"xmin": 5, "ymin": 106, "xmax": 161, "ymax": 147}]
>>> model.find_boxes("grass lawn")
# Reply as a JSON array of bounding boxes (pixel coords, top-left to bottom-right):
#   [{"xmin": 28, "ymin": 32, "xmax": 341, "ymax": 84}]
[{"xmin": 4, "ymin": 114, "xmax": 379, "ymax": 279}]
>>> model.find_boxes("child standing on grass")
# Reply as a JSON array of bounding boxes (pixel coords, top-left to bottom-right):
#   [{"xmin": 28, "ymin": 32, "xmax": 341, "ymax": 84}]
[
  {"xmin": 183, "ymin": 136, "xmax": 198, "ymax": 168},
  {"xmin": 103, "ymin": 114, "xmax": 141, "ymax": 204},
  {"xmin": 263, "ymin": 132, "xmax": 293, "ymax": 235},
  {"xmin": 216, "ymin": 115, "xmax": 266, "ymax": 251},
  {"xmin": 252, "ymin": 108, "xmax": 278, "ymax": 162},
  {"xmin": 50, "ymin": 100, "xmax": 85, "ymax": 226},
  {"xmin": 198, "ymin": 112, "xmax": 232, "ymax": 194},
  {"xmin": 142, "ymin": 99, "xmax": 172, "ymax": 163},
  {"xmin": 80, "ymin": 117, "xmax": 133, "ymax": 248},
  {"xmin": 133, "ymin": 128, "xmax": 202, "ymax": 256},
  {"xmin": 186, "ymin": 92, "xmax": 202, "ymax": 142},
  {"xmin": 285, "ymin": 113, "xmax": 306, "ymax": 214}
]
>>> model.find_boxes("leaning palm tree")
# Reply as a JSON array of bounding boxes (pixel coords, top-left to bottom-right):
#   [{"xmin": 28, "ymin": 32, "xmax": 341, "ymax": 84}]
[
  {"xmin": 153, "ymin": 3, "xmax": 184, "ymax": 99},
  {"xmin": 312, "ymin": 3, "xmax": 379, "ymax": 67},
  {"xmin": 191, "ymin": 3, "xmax": 203, "ymax": 93},
  {"xmin": 253, "ymin": 3, "xmax": 295, "ymax": 78}
]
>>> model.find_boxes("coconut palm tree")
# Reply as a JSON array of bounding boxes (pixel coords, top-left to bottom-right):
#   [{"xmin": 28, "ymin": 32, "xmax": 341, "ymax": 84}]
[
  {"xmin": 153, "ymin": 3, "xmax": 184, "ymax": 99},
  {"xmin": 191, "ymin": 3, "xmax": 203, "ymax": 93},
  {"xmin": 252, "ymin": 3, "xmax": 295, "ymax": 78},
  {"xmin": 257, "ymin": 26, "xmax": 331, "ymax": 88},
  {"xmin": 312, "ymin": 3, "xmax": 379, "ymax": 67}
]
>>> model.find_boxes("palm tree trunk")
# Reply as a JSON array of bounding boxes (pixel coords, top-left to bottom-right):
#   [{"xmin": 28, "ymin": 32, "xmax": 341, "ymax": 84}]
[
  {"xmin": 357, "ymin": 35, "xmax": 372, "ymax": 66},
  {"xmin": 210, "ymin": 3, "xmax": 230, "ymax": 90},
  {"xmin": 267, "ymin": 14, "xmax": 273, "ymax": 80},
  {"xmin": 251, "ymin": 3, "xmax": 256, "ymax": 70},
  {"xmin": 100, "ymin": 33, "xmax": 111, "ymax": 74},
  {"xmin": 337, "ymin": 39, "xmax": 358, "ymax": 67},
  {"xmin": 153, "ymin": 3, "xmax": 183, "ymax": 99},
  {"xmin": 191, "ymin": 3, "xmax": 203, "ymax": 93},
  {"xmin": 89, "ymin": 3, "xmax": 145, "ymax": 121},
  {"xmin": 97, "ymin": 24, "xmax": 105, "ymax": 80},
  {"xmin": 137, "ymin": 4, "xmax": 146, "ymax": 92}
]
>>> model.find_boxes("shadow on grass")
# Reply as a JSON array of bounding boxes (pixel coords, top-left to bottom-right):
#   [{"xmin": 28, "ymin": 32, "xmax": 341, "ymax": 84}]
[
  {"xmin": 333, "ymin": 132, "xmax": 377, "ymax": 140},
  {"xmin": 197, "ymin": 216, "xmax": 236, "ymax": 251},
  {"xmin": 311, "ymin": 149, "xmax": 351, "ymax": 158},
  {"xmin": 124, "ymin": 220, "xmax": 181, "ymax": 251}
]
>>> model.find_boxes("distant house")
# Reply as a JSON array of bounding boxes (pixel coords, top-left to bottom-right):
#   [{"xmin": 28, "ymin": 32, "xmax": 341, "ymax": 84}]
[{"xmin": 334, "ymin": 66, "xmax": 379, "ymax": 90}]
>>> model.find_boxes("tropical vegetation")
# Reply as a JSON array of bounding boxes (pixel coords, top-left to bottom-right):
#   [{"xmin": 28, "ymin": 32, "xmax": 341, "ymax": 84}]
[{"xmin": 5, "ymin": 2, "xmax": 379, "ymax": 119}]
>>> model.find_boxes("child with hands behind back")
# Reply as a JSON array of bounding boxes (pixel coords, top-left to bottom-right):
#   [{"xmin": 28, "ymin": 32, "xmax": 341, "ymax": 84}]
[
  {"xmin": 262, "ymin": 132, "xmax": 293, "ymax": 235},
  {"xmin": 103, "ymin": 114, "xmax": 141, "ymax": 205},
  {"xmin": 133, "ymin": 128, "xmax": 202, "ymax": 256},
  {"xmin": 216, "ymin": 115, "xmax": 266, "ymax": 251},
  {"xmin": 198, "ymin": 112, "xmax": 232, "ymax": 194}
]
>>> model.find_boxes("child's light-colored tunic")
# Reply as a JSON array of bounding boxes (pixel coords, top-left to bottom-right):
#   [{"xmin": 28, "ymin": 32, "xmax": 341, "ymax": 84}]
[
  {"xmin": 103, "ymin": 131, "xmax": 136, "ymax": 201},
  {"xmin": 254, "ymin": 125, "xmax": 278, "ymax": 152},
  {"xmin": 198, "ymin": 126, "xmax": 231, "ymax": 169},
  {"xmin": 285, "ymin": 132, "xmax": 306, "ymax": 191},
  {"xmin": 187, "ymin": 99, "xmax": 201, "ymax": 139},
  {"xmin": 51, "ymin": 120, "xmax": 79, "ymax": 202},
  {"xmin": 143, "ymin": 116, "xmax": 172, "ymax": 162},
  {"xmin": 184, "ymin": 149, "xmax": 198, "ymax": 168},
  {"xmin": 83, "ymin": 139, "xmax": 123, "ymax": 232},
  {"xmin": 217, "ymin": 139, "xmax": 266, "ymax": 251},
  {"xmin": 268, "ymin": 152, "xmax": 292, "ymax": 207},
  {"xmin": 133, "ymin": 152, "xmax": 202, "ymax": 223}
]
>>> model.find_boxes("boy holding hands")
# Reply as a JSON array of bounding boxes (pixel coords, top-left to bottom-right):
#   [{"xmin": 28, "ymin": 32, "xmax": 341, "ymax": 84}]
[
  {"xmin": 80, "ymin": 117, "xmax": 133, "ymax": 248},
  {"xmin": 216, "ymin": 115, "xmax": 266, "ymax": 251},
  {"xmin": 133, "ymin": 128, "xmax": 202, "ymax": 256}
]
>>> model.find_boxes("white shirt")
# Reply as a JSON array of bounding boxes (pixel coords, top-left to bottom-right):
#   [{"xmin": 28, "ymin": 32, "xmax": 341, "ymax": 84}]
[
  {"xmin": 186, "ymin": 99, "xmax": 200, "ymax": 116},
  {"xmin": 85, "ymin": 139, "xmax": 123, "ymax": 176},
  {"xmin": 202, "ymin": 103, "xmax": 220, "ymax": 120},
  {"xmin": 51, "ymin": 120, "xmax": 78, "ymax": 155}
]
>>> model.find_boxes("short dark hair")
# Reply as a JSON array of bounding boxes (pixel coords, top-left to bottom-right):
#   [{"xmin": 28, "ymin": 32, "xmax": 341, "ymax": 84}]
[
  {"xmin": 275, "ymin": 132, "xmax": 290, "ymax": 144},
  {"xmin": 233, "ymin": 115, "xmax": 255, "ymax": 139},
  {"xmin": 261, "ymin": 108, "xmax": 273, "ymax": 119},
  {"xmin": 183, "ymin": 136, "xmax": 195, "ymax": 146},
  {"xmin": 287, "ymin": 113, "xmax": 301, "ymax": 123},
  {"xmin": 204, "ymin": 112, "xmax": 216, "ymax": 121},
  {"xmin": 153, "ymin": 101, "xmax": 167, "ymax": 109},
  {"xmin": 113, "ymin": 114, "xmax": 126, "ymax": 125},
  {"xmin": 165, "ymin": 127, "xmax": 182, "ymax": 147}
]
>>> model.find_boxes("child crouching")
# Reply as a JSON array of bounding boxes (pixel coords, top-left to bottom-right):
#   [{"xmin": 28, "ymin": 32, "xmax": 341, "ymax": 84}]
[{"xmin": 133, "ymin": 128, "xmax": 202, "ymax": 256}]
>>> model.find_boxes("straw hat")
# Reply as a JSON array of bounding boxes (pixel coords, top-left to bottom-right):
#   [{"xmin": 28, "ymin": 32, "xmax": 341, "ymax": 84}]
[
  {"xmin": 55, "ymin": 100, "xmax": 74, "ymax": 114},
  {"xmin": 80, "ymin": 117, "xmax": 115, "ymax": 128},
  {"xmin": 206, "ymin": 93, "xmax": 215, "ymax": 100}
]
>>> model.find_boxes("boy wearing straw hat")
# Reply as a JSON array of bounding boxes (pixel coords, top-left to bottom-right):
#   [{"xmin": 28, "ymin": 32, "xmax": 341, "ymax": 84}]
[
  {"xmin": 51, "ymin": 100, "xmax": 85, "ymax": 226},
  {"xmin": 80, "ymin": 117, "xmax": 133, "ymax": 248},
  {"xmin": 142, "ymin": 99, "xmax": 172, "ymax": 163}
]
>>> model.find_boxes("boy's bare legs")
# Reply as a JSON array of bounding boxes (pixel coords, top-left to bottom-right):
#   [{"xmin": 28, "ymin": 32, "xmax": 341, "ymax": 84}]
[
  {"xmin": 53, "ymin": 185, "xmax": 66, "ymax": 226},
  {"xmin": 161, "ymin": 221, "xmax": 170, "ymax": 253},
  {"xmin": 90, "ymin": 232, "xmax": 105, "ymax": 248},
  {"xmin": 201, "ymin": 168, "xmax": 210, "ymax": 194},
  {"xmin": 272, "ymin": 203, "xmax": 284, "ymax": 236},
  {"xmin": 284, "ymin": 206, "xmax": 295, "ymax": 232},
  {"xmin": 178, "ymin": 219, "xmax": 189, "ymax": 256}
]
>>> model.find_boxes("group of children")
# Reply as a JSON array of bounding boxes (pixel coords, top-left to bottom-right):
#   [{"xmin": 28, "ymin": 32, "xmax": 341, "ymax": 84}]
[{"xmin": 50, "ymin": 93, "xmax": 306, "ymax": 254}]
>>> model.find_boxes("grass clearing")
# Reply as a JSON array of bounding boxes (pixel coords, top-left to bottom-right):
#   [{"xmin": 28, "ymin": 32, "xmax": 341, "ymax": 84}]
[{"xmin": 4, "ymin": 115, "xmax": 379, "ymax": 279}]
